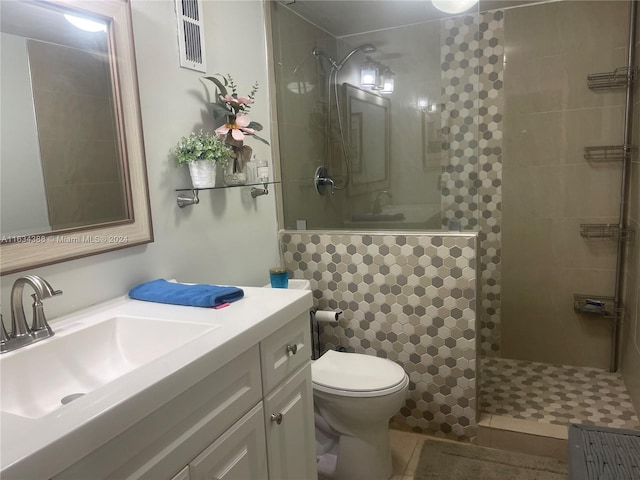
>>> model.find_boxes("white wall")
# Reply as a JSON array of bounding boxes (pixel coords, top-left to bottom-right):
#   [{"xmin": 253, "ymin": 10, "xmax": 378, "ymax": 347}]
[
  {"xmin": 0, "ymin": 33, "xmax": 51, "ymax": 236},
  {"xmin": 1, "ymin": 0, "xmax": 280, "ymax": 320}
]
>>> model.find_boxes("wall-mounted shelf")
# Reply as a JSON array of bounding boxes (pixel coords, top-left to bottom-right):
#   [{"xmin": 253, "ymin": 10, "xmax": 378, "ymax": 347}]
[
  {"xmin": 573, "ymin": 294, "xmax": 622, "ymax": 319},
  {"xmin": 584, "ymin": 145, "xmax": 636, "ymax": 162},
  {"xmin": 175, "ymin": 181, "xmax": 279, "ymax": 207},
  {"xmin": 587, "ymin": 66, "xmax": 638, "ymax": 90},
  {"xmin": 580, "ymin": 224, "xmax": 635, "ymax": 241}
]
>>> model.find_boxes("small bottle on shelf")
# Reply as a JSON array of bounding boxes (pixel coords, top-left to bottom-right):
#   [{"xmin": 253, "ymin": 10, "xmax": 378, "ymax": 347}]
[
  {"xmin": 246, "ymin": 156, "xmax": 258, "ymax": 184},
  {"xmin": 257, "ymin": 159, "xmax": 269, "ymax": 183}
]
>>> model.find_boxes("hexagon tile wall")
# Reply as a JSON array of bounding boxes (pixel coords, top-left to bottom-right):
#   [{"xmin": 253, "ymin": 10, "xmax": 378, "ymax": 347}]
[
  {"xmin": 281, "ymin": 231, "xmax": 479, "ymax": 441},
  {"xmin": 440, "ymin": 11, "xmax": 504, "ymax": 360}
]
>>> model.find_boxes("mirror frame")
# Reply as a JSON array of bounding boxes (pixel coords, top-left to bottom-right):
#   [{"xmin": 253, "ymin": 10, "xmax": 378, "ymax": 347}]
[
  {"xmin": 1, "ymin": 0, "xmax": 153, "ymax": 275},
  {"xmin": 344, "ymin": 83, "xmax": 391, "ymax": 196}
]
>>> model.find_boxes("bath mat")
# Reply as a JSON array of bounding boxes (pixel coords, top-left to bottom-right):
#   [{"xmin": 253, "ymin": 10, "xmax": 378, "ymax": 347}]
[
  {"xmin": 568, "ymin": 424, "xmax": 640, "ymax": 479},
  {"xmin": 414, "ymin": 437, "xmax": 568, "ymax": 480}
]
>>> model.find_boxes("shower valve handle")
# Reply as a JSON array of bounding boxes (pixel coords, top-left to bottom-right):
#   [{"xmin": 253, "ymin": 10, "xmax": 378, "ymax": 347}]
[{"xmin": 314, "ymin": 167, "xmax": 336, "ymax": 195}]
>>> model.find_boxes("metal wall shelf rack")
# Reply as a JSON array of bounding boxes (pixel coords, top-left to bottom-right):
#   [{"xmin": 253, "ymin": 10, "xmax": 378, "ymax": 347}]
[
  {"xmin": 574, "ymin": 294, "xmax": 623, "ymax": 319},
  {"xmin": 579, "ymin": 224, "xmax": 635, "ymax": 241},
  {"xmin": 587, "ymin": 66, "xmax": 638, "ymax": 90},
  {"xmin": 175, "ymin": 181, "xmax": 279, "ymax": 208},
  {"xmin": 583, "ymin": 145, "xmax": 636, "ymax": 162}
]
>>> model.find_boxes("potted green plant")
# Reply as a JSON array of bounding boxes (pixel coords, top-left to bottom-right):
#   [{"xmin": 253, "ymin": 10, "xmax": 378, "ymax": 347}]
[{"xmin": 174, "ymin": 130, "xmax": 231, "ymax": 188}]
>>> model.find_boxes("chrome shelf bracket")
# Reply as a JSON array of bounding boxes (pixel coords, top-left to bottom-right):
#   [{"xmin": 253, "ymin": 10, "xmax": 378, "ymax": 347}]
[
  {"xmin": 251, "ymin": 184, "xmax": 269, "ymax": 198},
  {"xmin": 177, "ymin": 189, "xmax": 199, "ymax": 208}
]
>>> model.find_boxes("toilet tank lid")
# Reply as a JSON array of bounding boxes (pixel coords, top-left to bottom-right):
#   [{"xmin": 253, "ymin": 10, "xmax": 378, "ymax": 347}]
[{"xmin": 312, "ymin": 350, "xmax": 407, "ymax": 392}]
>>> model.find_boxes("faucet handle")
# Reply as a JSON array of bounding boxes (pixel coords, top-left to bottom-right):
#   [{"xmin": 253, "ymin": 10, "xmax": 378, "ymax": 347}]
[
  {"xmin": 30, "ymin": 294, "xmax": 54, "ymax": 340},
  {"xmin": 0, "ymin": 314, "xmax": 10, "ymax": 349}
]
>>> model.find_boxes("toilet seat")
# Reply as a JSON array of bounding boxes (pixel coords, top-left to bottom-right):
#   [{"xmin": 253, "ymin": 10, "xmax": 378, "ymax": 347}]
[{"xmin": 312, "ymin": 350, "xmax": 408, "ymax": 398}]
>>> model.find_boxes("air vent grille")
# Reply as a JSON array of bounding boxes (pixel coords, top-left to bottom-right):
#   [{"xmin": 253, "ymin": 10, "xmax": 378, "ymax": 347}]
[{"xmin": 175, "ymin": 0, "xmax": 206, "ymax": 72}]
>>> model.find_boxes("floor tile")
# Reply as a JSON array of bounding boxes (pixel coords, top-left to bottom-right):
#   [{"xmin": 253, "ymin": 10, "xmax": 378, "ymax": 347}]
[
  {"xmin": 390, "ymin": 429, "xmax": 421, "ymax": 475},
  {"xmin": 481, "ymin": 357, "xmax": 640, "ymax": 429}
]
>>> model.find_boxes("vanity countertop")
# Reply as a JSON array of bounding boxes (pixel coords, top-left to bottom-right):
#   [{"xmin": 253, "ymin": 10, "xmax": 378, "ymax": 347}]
[{"xmin": 0, "ymin": 285, "xmax": 312, "ymax": 479}]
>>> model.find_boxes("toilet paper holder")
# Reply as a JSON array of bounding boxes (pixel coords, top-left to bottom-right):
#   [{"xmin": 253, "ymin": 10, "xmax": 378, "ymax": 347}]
[
  {"xmin": 312, "ymin": 308, "xmax": 343, "ymax": 324},
  {"xmin": 310, "ymin": 308, "xmax": 343, "ymax": 360}
]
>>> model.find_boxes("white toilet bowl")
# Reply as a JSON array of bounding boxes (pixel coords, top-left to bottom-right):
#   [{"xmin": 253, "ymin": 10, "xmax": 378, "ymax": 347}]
[{"xmin": 312, "ymin": 350, "xmax": 409, "ymax": 480}]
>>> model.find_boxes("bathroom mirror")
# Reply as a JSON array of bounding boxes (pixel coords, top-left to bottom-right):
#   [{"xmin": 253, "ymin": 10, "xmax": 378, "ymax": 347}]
[
  {"xmin": 344, "ymin": 83, "xmax": 390, "ymax": 196},
  {"xmin": 0, "ymin": 0, "xmax": 153, "ymax": 275}
]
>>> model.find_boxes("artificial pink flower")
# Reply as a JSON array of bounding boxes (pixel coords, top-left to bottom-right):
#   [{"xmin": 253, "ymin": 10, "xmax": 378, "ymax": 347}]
[
  {"xmin": 215, "ymin": 113, "xmax": 255, "ymax": 141},
  {"xmin": 220, "ymin": 94, "xmax": 253, "ymax": 106}
]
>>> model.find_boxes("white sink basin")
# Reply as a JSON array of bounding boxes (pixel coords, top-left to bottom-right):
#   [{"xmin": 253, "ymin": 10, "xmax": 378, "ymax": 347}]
[{"xmin": 0, "ymin": 316, "xmax": 219, "ymax": 419}]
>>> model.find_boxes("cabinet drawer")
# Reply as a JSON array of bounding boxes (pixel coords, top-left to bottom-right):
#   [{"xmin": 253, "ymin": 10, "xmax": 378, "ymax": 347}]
[{"xmin": 260, "ymin": 312, "xmax": 311, "ymax": 394}]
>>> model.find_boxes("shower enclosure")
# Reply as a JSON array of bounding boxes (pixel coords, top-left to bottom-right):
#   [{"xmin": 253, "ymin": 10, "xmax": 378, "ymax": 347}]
[{"xmin": 269, "ymin": 0, "xmax": 640, "ymax": 432}]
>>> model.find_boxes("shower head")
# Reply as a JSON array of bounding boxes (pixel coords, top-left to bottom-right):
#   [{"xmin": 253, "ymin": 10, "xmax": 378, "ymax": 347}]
[
  {"xmin": 312, "ymin": 47, "xmax": 338, "ymax": 69},
  {"xmin": 312, "ymin": 44, "xmax": 377, "ymax": 71},
  {"xmin": 335, "ymin": 43, "xmax": 377, "ymax": 70},
  {"xmin": 358, "ymin": 44, "xmax": 377, "ymax": 54}
]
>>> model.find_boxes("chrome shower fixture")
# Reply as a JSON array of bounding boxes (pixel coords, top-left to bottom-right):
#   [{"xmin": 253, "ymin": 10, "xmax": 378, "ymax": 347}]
[
  {"xmin": 335, "ymin": 43, "xmax": 376, "ymax": 70},
  {"xmin": 312, "ymin": 43, "xmax": 377, "ymax": 71},
  {"xmin": 311, "ymin": 47, "xmax": 338, "ymax": 69},
  {"xmin": 311, "ymin": 43, "xmax": 379, "ymax": 193}
]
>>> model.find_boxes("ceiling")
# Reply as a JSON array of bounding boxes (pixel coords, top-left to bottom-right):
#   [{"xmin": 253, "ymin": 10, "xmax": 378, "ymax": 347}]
[
  {"xmin": 283, "ymin": 0, "xmax": 543, "ymax": 37},
  {"xmin": 1, "ymin": 1, "xmax": 108, "ymax": 51}
]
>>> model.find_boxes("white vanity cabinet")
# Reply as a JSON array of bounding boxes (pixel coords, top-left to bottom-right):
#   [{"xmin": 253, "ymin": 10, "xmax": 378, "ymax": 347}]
[{"xmin": 53, "ymin": 311, "xmax": 317, "ymax": 480}]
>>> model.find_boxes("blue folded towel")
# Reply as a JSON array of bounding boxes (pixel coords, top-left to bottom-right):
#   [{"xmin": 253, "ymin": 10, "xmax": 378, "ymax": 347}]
[{"xmin": 129, "ymin": 279, "xmax": 244, "ymax": 308}]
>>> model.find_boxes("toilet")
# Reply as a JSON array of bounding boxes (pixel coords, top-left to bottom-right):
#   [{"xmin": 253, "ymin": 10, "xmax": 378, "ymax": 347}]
[{"xmin": 312, "ymin": 349, "xmax": 409, "ymax": 480}]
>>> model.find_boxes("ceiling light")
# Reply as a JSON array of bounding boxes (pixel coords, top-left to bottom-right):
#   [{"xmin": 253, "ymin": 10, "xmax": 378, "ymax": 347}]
[
  {"xmin": 431, "ymin": 0, "xmax": 478, "ymax": 14},
  {"xmin": 64, "ymin": 14, "xmax": 107, "ymax": 33}
]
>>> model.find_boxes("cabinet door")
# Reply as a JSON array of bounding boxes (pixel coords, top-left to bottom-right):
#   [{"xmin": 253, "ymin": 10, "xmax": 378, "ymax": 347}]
[
  {"xmin": 264, "ymin": 363, "xmax": 317, "ymax": 480},
  {"xmin": 189, "ymin": 403, "xmax": 267, "ymax": 480}
]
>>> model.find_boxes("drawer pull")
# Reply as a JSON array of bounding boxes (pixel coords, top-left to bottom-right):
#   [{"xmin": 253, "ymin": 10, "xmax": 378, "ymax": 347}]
[
  {"xmin": 286, "ymin": 344, "xmax": 298, "ymax": 355},
  {"xmin": 271, "ymin": 413, "xmax": 283, "ymax": 425}
]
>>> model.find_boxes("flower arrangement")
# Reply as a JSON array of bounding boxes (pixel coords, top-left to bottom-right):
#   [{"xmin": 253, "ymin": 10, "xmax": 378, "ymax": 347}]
[
  {"xmin": 204, "ymin": 74, "xmax": 269, "ymax": 146},
  {"xmin": 174, "ymin": 130, "xmax": 231, "ymax": 167}
]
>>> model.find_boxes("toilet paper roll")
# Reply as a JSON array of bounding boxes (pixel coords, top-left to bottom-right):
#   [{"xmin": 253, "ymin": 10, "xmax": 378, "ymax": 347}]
[{"xmin": 314, "ymin": 310, "xmax": 342, "ymax": 324}]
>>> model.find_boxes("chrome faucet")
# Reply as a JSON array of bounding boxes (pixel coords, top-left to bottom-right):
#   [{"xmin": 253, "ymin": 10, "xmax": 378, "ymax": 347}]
[
  {"xmin": 1, "ymin": 275, "xmax": 62, "ymax": 353},
  {"xmin": 372, "ymin": 190, "xmax": 392, "ymax": 214}
]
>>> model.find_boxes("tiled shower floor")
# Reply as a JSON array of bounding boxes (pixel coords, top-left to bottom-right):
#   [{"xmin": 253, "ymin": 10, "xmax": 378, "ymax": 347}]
[{"xmin": 481, "ymin": 357, "xmax": 640, "ymax": 430}]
